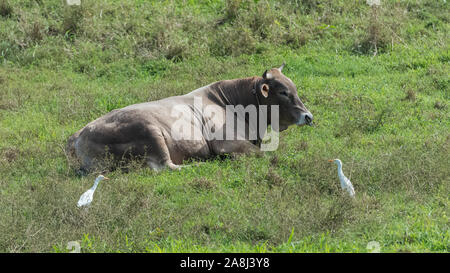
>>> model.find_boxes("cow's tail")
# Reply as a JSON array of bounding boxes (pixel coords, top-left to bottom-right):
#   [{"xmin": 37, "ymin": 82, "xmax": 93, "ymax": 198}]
[
  {"xmin": 66, "ymin": 130, "xmax": 81, "ymax": 159},
  {"xmin": 66, "ymin": 129, "xmax": 93, "ymax": 176}
]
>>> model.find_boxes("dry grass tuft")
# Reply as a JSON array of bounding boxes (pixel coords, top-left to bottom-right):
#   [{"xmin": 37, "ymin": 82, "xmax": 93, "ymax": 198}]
[
  {"xmin": 0, "ymin": 0, "xmax": 12, "ymax": 18},
  {"xmin": 189, "ymin": 177, "xmax": 216, "ymax": 192},
  {"xmin": 403, "ymin": 89, "xmax": 416, "ymax": 102},
  {"xmin": 434, "ymin": 101, "xmax": 446, "ymax": 110}
]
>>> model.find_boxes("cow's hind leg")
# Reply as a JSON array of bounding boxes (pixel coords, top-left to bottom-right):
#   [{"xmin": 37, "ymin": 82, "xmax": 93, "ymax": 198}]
[{"xmin": 145, "ymin": 128, "xmax": 184, "ymax": 171}]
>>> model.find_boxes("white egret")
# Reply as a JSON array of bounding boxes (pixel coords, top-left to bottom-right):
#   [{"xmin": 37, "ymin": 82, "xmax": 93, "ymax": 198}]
[
  {"xmin": 66, "ymin": 0, "xmax": 81, "ymax": 6},
  {"xmin": 329, "ymin": 159, "xmax": 355, "ymax": 198},
  {"xmin": 77, "ymin": 175, "xmax": 109, "ymax": 207}
]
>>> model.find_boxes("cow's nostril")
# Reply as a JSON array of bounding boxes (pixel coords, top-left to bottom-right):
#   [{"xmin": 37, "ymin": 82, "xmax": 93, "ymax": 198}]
[
  {"xmin": 304, "ymin": 113, "xmax": 313, "ymax": 126},
  {"xmin": 305, "ymin": 114, "xmax": 312, "ymax": 124}
]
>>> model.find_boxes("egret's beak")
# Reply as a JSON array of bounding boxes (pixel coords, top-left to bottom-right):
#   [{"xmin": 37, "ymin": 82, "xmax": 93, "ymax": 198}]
[
  {"xmin": 328, "ymin": 159, "xmax": 334, "ymax": 162},
  {"xmin": 104, "ymin": 177, "xmax": 110, "ymax": 180}
]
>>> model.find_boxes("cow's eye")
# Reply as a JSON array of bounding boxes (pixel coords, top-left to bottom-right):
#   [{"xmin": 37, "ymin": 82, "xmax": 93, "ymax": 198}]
[{"xmin": 279, "ymin": 91, "xmax": 288, "ymax": 96}]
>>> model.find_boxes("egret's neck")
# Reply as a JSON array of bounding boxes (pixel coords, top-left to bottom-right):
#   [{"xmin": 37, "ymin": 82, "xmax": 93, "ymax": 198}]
[
  {"xmin": 336, "ymin": 163, "xmax": 344, "ymax": 176},
  {"xmin": 92, "ymin": 179, "xmax": 101, "ymax": 190}
]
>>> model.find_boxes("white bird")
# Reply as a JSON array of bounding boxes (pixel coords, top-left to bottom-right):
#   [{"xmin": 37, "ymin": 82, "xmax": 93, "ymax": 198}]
[
  {"xmin": 66, "ymin": 0, "xmax": 81, "ymax": 6},
  {"xmin": 77, "ymin": 175, "xmax": 109, "ymax": 207},
  {"xmin": 329, "ymin": 159, "xmax": 355, "ymax": 198}
]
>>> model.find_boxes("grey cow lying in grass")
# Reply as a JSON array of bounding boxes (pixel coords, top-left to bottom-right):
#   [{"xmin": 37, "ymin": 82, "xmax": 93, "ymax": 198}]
[{"xmin": 67, "ymin": 64, "xmax": 313, "ymax": 173}]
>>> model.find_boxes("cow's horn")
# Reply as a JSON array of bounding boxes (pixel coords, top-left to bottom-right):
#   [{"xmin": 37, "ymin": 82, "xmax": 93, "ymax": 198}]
[{"xmin": 263, "ymin": 70, "xmax": 273, "ymax": 80}]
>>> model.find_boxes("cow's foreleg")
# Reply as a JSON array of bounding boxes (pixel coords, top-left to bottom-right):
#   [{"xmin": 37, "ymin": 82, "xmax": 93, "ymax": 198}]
[
  {"xmin": 148, "ymin": 159, "xmax": 187, "ymax": 171},
  {"xmin": 210, "ymin": 140, "xmax": 262, "ymax": 157}
]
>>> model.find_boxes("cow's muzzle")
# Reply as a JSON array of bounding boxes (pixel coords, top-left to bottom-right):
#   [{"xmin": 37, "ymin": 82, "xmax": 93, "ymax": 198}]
[
  {"xmin": 304, "ymin": 112, "xmax": 313, "ymax": 126},
  {"xmin": 297, "ymin": 112, "xmax": 314, "ymax": 126}
]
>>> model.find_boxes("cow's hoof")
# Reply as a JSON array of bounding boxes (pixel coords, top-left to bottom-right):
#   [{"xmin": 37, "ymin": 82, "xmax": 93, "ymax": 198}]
[{"xmin": 168, "ymin": 163, "xmax": 183, "ymax": 171}]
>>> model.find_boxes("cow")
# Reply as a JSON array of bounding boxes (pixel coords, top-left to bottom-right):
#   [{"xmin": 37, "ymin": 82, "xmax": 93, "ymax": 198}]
[{"xmin": 66, "ymin": 64, "xmax": 313, "ymax": 173}]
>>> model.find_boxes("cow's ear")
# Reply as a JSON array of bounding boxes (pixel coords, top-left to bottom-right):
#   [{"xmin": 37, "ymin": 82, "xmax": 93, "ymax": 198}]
[
  {"xmin": 260, "ymin": 83, "xmax": 269, "ymax": 98},
  {"xmin": 262, "ymin": 70, "xmax": 273, "ymax": 80}
]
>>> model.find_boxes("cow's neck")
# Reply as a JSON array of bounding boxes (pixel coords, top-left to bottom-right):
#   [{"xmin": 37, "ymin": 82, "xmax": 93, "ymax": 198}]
[
  {"xmin": 211, "ymin": 77, "xmax": 268, "ymax": 146},
  {"xmin": 214, "ymin": 76, "xmax": 275, "ymax": 126},
  {"xmin": 213, "ymin": 77, "xmax": 262, "ymax": 108}
]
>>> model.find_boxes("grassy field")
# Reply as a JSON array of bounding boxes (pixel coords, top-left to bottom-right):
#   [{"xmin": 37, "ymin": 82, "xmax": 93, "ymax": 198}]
[{"xmin": 0, "ymin": 0, "xmax": 448, "ymax": 252}]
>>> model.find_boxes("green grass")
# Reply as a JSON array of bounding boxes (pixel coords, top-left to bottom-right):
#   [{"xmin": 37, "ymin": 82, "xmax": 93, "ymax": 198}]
[{"xmin": 0, "ymin": 0, "xmax": 449, "ymax": 252}]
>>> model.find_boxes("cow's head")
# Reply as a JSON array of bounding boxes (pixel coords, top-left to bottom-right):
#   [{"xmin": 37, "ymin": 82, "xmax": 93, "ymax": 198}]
[{"xmin": 259, "ymin": 63, "xmax": 313, "ymax": 131}]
